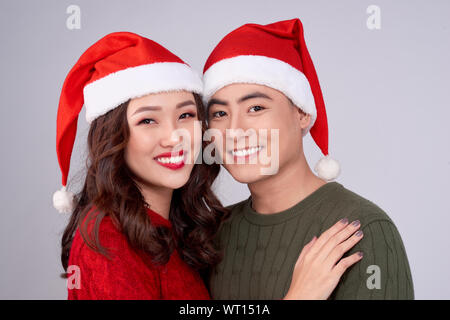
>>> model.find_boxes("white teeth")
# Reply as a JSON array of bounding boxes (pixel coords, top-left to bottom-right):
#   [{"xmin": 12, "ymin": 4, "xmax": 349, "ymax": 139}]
[
  {"xmin": 231, "ymin": 146, "xmax": 262, "ymax": 157},
  {"xmin": 156, "ymin": 155, "xmax": 184, "ymax": 164}
]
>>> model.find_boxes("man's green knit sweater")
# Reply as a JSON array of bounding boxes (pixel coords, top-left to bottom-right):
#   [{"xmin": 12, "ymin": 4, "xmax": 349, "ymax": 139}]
[{"xmin": 208, "ymin": 182, "xmax": 414, "ymax": 299}]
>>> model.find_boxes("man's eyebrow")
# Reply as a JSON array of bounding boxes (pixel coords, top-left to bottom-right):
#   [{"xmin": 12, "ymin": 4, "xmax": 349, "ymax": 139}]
[
  {"xmin": 132, "ymin": 100, "xmax": 195, "ymax": 116},
  {"xmin": 206, "ymin": 98, "xmax": 228, "ymax": 113},
  {"xmin": 237, "ymin": 91, "xmax": 273, "ymax": 103},
  {"xmin": 206, "ymin": 92, "xmax": 272, "ymax": 111}
]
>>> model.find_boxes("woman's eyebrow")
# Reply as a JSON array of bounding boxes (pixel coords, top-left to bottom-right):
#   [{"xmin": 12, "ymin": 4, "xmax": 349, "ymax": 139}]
[
  {"xmin": 132, "ymin": 100, "xmax": 195, "ymax": 116},
  {"xmin": 176, "ymin": 100, "xmax": 196, "ymax": 109},
  {"xmin": 132, "ymin": 105, "xmax": 161, "ymax": 116}
]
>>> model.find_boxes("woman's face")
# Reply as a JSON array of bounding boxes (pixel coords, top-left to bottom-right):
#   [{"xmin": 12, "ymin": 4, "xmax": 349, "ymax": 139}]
[{"xmin": 124, "ymin": 90, "xmax": 202, "ymax": 191}]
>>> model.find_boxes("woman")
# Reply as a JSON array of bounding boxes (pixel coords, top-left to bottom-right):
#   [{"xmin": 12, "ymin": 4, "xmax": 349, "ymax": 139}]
[
  {"xmin": 54, "ymin": 32, "xmax": 363, "ymax": 299},
  {"xmin": 55, "ymin": 31, "xmax": 223, "ymax": 299}
]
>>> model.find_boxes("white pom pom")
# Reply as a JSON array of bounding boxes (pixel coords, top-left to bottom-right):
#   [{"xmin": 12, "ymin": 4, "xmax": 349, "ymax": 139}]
[
  {"xmin": 314, "ymin": 155, "xmax": 341, "ymax": 181},
  {"xmin": 53, "ymin": 186, "xmax": 75, "ymax": 214}
]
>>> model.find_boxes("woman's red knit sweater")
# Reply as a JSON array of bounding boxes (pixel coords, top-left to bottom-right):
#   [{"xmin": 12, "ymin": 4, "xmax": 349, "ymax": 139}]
[{"xmin": 67, "ymin": 206, "xmax": 210, "ymax": 300}]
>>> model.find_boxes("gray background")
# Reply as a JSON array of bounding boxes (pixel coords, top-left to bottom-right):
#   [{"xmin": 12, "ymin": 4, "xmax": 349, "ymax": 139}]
[{"xmin": 0, "ymin": 0, "xmax": 448, "ymax": 299}]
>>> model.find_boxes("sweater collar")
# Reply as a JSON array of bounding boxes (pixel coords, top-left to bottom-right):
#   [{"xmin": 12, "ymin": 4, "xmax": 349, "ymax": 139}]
[{"xmin": 243, "ymin": 182, "xmax": 342, "ymax": 226}]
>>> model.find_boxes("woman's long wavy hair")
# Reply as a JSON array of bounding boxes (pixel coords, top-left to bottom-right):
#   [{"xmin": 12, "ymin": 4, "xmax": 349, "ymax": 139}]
[{"xmin": 60, "ymin": 93, "xmax": 229, "ymax": 278}]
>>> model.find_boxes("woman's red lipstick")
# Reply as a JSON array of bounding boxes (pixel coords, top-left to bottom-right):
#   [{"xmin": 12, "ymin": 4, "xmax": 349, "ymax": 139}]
[{"xmin": 154, "ymin": 150, "xmax": 186, "ymax": 170}]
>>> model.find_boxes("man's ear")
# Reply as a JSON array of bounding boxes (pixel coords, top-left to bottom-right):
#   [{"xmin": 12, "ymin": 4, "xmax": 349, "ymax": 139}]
[{"xmin": 296, "ymin": 107, "xmax": 311, "ymax": 130}]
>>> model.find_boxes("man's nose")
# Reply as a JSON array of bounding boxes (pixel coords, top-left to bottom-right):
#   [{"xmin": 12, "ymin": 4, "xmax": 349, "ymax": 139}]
[{"xmin": 227, "ymin": 113, "xmax": 247, "ymax": 140}]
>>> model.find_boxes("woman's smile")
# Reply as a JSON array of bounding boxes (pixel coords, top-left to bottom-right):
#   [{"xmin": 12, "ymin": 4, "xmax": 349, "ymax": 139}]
[{"xmin": 153, "ymin": 149, "xmax": 188, "ymax": 170}]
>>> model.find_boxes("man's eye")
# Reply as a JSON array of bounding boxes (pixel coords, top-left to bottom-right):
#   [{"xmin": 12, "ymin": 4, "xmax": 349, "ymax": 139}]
[
  {"xmin": 212, "ymin": 111, "xmax": 227, "ymax": 118},
  {"xmin": 249, "ymin": 105, "xmax": 265, "ymax": 113},
  {"xmin": 139, "ymin": 118, "xmax": 156, "ymax": 125},
  {"xmin": 179, "ymin": 112, "xmax": 196, "ymax": 119}
]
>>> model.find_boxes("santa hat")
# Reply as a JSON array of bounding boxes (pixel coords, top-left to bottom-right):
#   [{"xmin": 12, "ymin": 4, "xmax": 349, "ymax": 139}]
[
  {"xmin": 53, "ymin": 32, "xmax": 202, "ymax": 213},
  {"xmin": 202, "ymin": 18, "xmax": 340, "ymax": 181}
]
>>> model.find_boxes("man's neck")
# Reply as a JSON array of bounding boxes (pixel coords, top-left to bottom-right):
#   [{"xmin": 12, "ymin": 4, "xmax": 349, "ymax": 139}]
[{"xmin": 248, "ymin": 154, "xmax": 326, "ymax": 214}]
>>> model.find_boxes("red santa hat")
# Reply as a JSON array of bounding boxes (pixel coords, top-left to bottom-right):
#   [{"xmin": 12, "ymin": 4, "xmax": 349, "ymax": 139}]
[
  {"xmin": 202, "ymin": 18, "xmax": 340, "ymax": 181},
  {"xmin": 53, "ymin": 32, "xmax": 202, "ymax": 213}
]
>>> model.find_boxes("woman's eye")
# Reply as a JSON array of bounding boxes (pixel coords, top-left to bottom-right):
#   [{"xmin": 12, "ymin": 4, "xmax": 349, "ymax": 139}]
[
  {"xmin": 139, "ymin": 118, "xmax": 156, "ymax": 125},
  {"xmin": 179, "ymin": 112, "xmax": 196, "ymax": 119},
  {"xmin": 211, "ymin": 110, "xmax": 227, "ymax": 118},
  {"xmin": 249, "ymin": 105, "xmax": 265, "ymax": 113}
]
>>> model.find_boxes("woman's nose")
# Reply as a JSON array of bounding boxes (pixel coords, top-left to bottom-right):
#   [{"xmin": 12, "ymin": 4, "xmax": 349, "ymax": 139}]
[{"xmin": 159, "ymin": 122, "xmax": 181, "ymax": 148}]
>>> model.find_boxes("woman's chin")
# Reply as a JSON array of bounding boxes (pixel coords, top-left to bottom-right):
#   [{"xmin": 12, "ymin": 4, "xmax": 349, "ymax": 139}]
[
  {"xmin": 164, "ymin": 180, "xmax": 189, "ymax": 190},
  {"xmin": 155, "ymin": 173, "xmax": 191, "ymax": 190}
]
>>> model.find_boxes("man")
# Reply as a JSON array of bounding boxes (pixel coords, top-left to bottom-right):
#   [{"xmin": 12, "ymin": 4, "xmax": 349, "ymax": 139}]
[{"xmin": 202, "ymin": 18, "xmax": 414, "ymax": 299}]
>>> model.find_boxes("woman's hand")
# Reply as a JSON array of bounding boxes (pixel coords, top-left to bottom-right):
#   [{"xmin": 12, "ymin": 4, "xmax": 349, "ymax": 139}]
[{"xmin": 283, "ymin": 218, "xmax": 364, "ymax": 300}]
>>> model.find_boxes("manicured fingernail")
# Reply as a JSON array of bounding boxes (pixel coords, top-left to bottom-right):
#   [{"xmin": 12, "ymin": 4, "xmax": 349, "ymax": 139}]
[
  {"xmin": 355, "ymin": 230, "xmax": 363, "ymax": 237},
  {"xmin": 351, "ymin": 220, "xmax": 360, "ymax": 227},
  {"xmin": 340, "ymin": 218, "xmax": 348, "ymax": 224},
  {"xmin": 358, "ymin": 251, "xmax": 364, "ymax": 257}
]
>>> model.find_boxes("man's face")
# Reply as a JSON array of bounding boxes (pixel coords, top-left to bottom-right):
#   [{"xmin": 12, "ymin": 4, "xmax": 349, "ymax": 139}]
[{"xmin": 207, "ymin": 83, "xmax": 311, "ymax": 184}]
